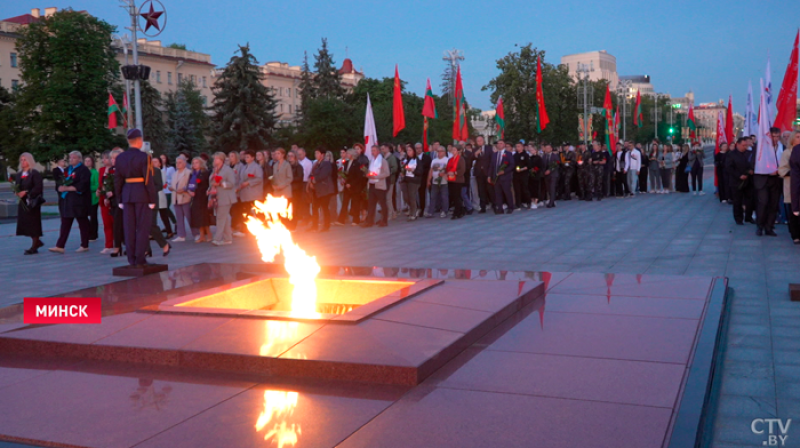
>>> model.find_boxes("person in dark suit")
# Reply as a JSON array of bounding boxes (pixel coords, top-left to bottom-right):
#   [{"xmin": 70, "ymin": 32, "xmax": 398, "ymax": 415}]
[
  {"xmin": 15, "ymin": 152, "xmax": 44, "ymax": 255},
  {"xmin": 460, "ymin": 144, "xmax": 475, "ymax": 215},
  {"xmin": 753, "ymin": 127, "xmax": 784, "ymax": 236},
  {"xmin": 104, "ymin": 148, "xmax": 125, "ymax": 257},
  {"xmin": 49, "ymin": 151, "xmax": 92, "ymax": 253},
  {"xmin": 512, "ymin": 141, "xmax": 530, "ymax": 209},
  {"xmin": 307, "ymin": 147, "xmax": 335, "ymax": 232},
  {"xmin": 726, "ymin": 137, "xmax": 756, "ymax": 225},
  {"xmin": 489, "ymin": 139, "xmax": 515, "ymax": 214},
  {"xmin": 416, "ymin": 142, "xmax": 433, "ymax": 217},
  {"xmin": 542, "ymin": 144, "xmax": 560, "ymax": 208},
  {"xmin": 473, "ymin": 135, "xmax": 494, "ymax": 213},
  {"xmin": 336, "ymin": 148, "xmax": 366, "ymax": 225},
  {"xmin": 113, "ymin": 128, "xmax": 157, "ymax": 267}
]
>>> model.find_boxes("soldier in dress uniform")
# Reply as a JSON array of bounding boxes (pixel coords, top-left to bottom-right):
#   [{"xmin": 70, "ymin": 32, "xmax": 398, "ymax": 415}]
[
  {"xmin": 560, "ymin": 144, "xmax": 576, "ymax": 200},
  {"xmin": 114, "ymin": 128, "xmax": 157, "ymax": 267},
  {"xmin": 590, "ymin": 140, "xmax": 609, "ymax": 201},
  {"xmin": 576, "ymin": 144, "xmax": 591, "ymax": 201}
]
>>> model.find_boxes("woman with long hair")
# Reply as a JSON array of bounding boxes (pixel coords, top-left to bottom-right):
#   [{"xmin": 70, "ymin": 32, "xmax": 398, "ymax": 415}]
[
  {"xmin": 15, "ymin": 152, "xmax": 44, "ymax": 255},
  {"xmin": 688, "ymin": 143, "xmax": 706, "ymax": 195},
  {"xmin": 648, "ymin": 141, "xmax": 663, "ymax": 193},
  {"xmin": 400, "ymin": 145, "xmax": 422, "ymax": 221},
  {"xmin": 675, "ymin": 144, "xmax": 691, "ymax": 193},
  {"xmin": 169, "ymin": 155, "xmax": 193, "ymax": 242},
  {"xmin": 660, "ymin": 144, "xmax": 674, "ymax": 193}
]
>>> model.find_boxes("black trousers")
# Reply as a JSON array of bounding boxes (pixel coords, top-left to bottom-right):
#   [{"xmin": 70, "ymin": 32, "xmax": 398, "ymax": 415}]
[
  {"xmin": 337, "ymin": 187, "xmax": 362, "ymax": 224},
  {"xmin": 448, "ymin": 182, "xmax": 464, "ymax": 217},
  {"xmin": 150, "ymin": 207, "xmax": 169, "ymax": 249},
  {"xmin": 366, "ymin": 185, "xmax": 387, "ymax": 225},
  {"xmin": 512, "ymin": 173, "xmax": 530, "ymax": 207},
  {"xmin": 614, "ymin": 172, "xmax": 629, "ymax": 196},
  {"xmin": 88, "ymin": 203, "xmax": 99, "ymax": 240},
  {"xmin": 418, "ymin": 181, "xmax": 428, "ymax": 216},
  {"xmin": 731, "ymin": 183, "xmax": 755, "ymax": 224},
  {"xmin": 786, "ymin": 204, "xmax": 800, "ymax": 240},
  {"xmin": 545, "ymin": 172, "xmax": 559, "ymax": 206},
  {"xmin": 691, "ymin": 164, "xmax": 704, "ymax": 192},
  {"xmin": 158, "ymin": 208, "xmax": 173, "ymax": 234},
  {"xmin": 56, "ymin": 216, "xmax": 90, "ymax": 249},
  {"xmin": 476, "ymin": 175, "xmax": 491, "ymax": 210},
  {"xmin": 112, "ymin": 205, "xmax": 124, "ymax": 249},
  {"xmin": 311, "ymin": 194, "xmax": 332, "ymax": 229},
  {"xmin": 561, "ymin": 167, "xmax": 574, "ymax": 199},
  {"xmin": 493, "ymin": 178, "xmax": 514, "ymax": 212},
  {"xmin": 529, "ymin": 176, "xmax": 542, "ymax": 202},
  {"xmin": 755, "ymin": 175, "xmax": 782, "ymax": 231},
  {"xmin": 123, "ymin": 203, "xmax": 153, "ymax": 266},
  {"xmin": 638, "ymin": 165, "xmax": 648, "ymax": 193}
]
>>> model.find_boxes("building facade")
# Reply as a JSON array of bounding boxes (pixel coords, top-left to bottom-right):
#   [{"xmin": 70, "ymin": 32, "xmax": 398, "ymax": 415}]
[
  {"xmin": 1, "ymin": 8, "xmax": 215, "ymax": 104},
  {"xmin": 561, "ymin": 50, "xmax": 618, "ymax": 90},
  {"xmin": 256, "ymin": 58, "xmax": 364, "ymax": 125},
  {"xmin": 618, "ymin": 75, "xmax": 655, "ymax": 98}
]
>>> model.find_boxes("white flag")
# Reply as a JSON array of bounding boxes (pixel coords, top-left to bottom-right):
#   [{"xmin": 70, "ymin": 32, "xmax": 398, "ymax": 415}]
[
  {"xmin": 744, "ymin": 81, "xmax": 757, "ymax": 137},
  {"xmin": 755, "ymin": 78, "xmax": 778, "ymax": 175},
  {"xmin": 764, "ymin": 58, "xmax": 773, "ymax": 123},
  {"xmin": 363, "ymin": 93, "xmax": 378, "ymax": 160}
]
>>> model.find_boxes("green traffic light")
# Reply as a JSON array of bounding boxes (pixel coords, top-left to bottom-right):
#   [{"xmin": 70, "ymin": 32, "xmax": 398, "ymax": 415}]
[{"xmin": 669, "ymin": 128, "xmax": 675, "ymax": 134}]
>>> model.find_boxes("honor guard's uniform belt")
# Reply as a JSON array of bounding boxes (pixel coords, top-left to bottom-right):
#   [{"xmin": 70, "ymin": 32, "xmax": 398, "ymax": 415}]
[{"xmin": 125, "ymin": 177, "xmax": 145, "ymax": 183}]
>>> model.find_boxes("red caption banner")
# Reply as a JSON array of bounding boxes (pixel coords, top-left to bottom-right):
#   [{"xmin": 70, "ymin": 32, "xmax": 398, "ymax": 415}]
[{"xmin": 23, "ymin": 298, "xmax": 102, "ymax": 324}]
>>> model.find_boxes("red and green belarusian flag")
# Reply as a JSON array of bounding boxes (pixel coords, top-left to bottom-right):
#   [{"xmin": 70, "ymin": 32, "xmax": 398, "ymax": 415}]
[
  {"xmin": 494, "ymin": 97, "xmax": 505, "ymax": 139},
  {"xmin": 535, "ymin": 56, "xmax": 549, "ymax": 133},
  {"xmin": 687, "ymin": 104, "xmax": 697, "ymax": 142},
  {"xmin": 108, "ymin": 93, "xmax": 122, "ymax": 129},
  {"xmin": 603, "ymin": 84, "xmax": 613, "ymax": 154},
  {"xmin": 633, "ymin": 89, "xmax": 643, "ymax": 128},
  {"xmin": 392, "ymin": 65, "xmax": 405, "ymax": 137},
  {"xmin": 452, "ymin": 65, "xmax": 468, "ymax": 142},
  {"xmin": 421, "ymin": 78, "xmax": 437, "ymax": 152}
]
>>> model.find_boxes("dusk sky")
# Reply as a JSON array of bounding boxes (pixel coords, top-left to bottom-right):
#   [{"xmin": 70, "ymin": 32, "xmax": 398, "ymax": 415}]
[{"xmin": 2, "ymin": 0, "xmax": 799, "ymax": 114}]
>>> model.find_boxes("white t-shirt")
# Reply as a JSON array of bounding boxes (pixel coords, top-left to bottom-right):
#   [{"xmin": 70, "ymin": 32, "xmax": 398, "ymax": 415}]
[
  {"xmin": 430, "ymin": 156, "xmax": 449, "ymax": 184},
  {"xmin": 299, "ymin": 157, "xmax": 313, "ymax": 182}
]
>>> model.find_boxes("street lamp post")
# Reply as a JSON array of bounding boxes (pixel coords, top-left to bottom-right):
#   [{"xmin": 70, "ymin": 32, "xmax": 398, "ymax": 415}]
[
  {"xmin": 616, "ymin": 79, "xmax": 632, "ymax": 141},
  {"xmin": 576, "ymin": 61, "xmax": 594, "ymax": 148}
]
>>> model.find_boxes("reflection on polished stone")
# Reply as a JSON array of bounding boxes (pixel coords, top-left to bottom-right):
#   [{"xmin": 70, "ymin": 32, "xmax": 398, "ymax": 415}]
[{"xmin": 255, "ymin": 389, "xmax": 300, "ymax": 448}]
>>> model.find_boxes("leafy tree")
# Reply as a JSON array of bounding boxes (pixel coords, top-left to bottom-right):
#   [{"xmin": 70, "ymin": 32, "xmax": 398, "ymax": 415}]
[
  {"xmin": 313, "ymin": 38, "xmax": 344, "ymax": 99},
  {"xmin": 483, "ymin": 44, "xmax": 577, "ymax": 144},
  {"xmin": 167, "ymin": 43, "xmax": 187, "ymax": 50},
  {"xmin": 140, "ymin": 80, "xmax": 169, "ymax": 155},
  {"xmin": 14, "ymin": 9, "xmax": 122, "ymax": 161},
  {"xmin": 210, "ymin": 44, "xmax": 277, "ymax": 153},
  {"xmin": 299, "ymin": 97, "xmax": 359, "ymax": 150},
  {"xmin": 0, "ymin": 87, "xmax": 23, "ymax": 179}
]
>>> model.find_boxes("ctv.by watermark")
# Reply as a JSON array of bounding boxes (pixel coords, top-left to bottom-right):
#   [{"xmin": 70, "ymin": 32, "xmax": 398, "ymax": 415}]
[{"xmin": 751, "ymin": 418, "xmax": 791, "ymax": 446}]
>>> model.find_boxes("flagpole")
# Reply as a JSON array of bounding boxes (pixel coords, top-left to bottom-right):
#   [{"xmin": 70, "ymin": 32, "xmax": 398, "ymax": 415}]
[{"xmin": 120, "ymin": 35, "xmax": 133, "ymax": 130}]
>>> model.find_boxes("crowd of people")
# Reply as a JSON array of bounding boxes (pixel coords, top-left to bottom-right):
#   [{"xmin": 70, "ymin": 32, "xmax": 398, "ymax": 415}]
[{"xmin": 10, "ymin": 128, "xmax": 800, "ymax": 257}]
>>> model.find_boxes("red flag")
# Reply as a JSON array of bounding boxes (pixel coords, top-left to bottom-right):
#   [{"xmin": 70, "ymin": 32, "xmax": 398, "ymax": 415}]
[
  {"xmin": 392, "ymin": 65, "xmax": 405, "ymax": 137},
  {"xmin": 603, "ymin": 85, "xmax": 613, "ymax": 153},
  {"xmin": 423, "ymin": 116, "xmax": 429, "ymax": 152},
  {"xmin": 452, "ymin": 65, "xmax": 466, "ymax": 142},
  {"xmin": 421, "ymin": 78, "xmax": 437, "ymax": 119},
  {"xmin": 633, "ymin": 90, "xmax": 643, "ymax": 127},
  {"xmin": 535, "ymin": 56, "xmax": 549, "ymax": 132},
  {"xmin": 107, "ymin": 93, "xmax": 120, "ymax": 129},
  {"xmin": 774, "ymin": 30, "xmax": 799, "ymax": 133},
  {"xmin": 495, "ymin": 97, "xmax": 505, "ymax": 139},
  {"xmin": 688, "ymin": 105, "xmax": 697, "ymax": 143},
  {"xmin": 725, "ymin": 96, "xmax": 734, "ymax": 147}
]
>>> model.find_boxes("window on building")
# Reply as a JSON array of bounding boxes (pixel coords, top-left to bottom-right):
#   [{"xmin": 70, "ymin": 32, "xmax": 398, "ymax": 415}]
[
  {"xmin": 286, "ymin": 88, "xmax": 291, "ymax": 97},
  {"xmin": 156, "ymin": 71, "xmax": 161, "ymax": 83},
  {"xmin": 168, "ymin": 72, "xmax": 172, "ymax": 85},
  {"xmin": 11, "ymin": 79, "xmax": 19, "ymax": 90},
  {"xmin": 288, "ymin": 105, "xmax": 292, "ymax": 113},
  {"xmin": 177, "ymin": 73, "xmax": 183, "ymax": 83},
  {"xmin": 280, "ymin": 104, "xmax": 284, "ymax": 112},
  {"xmin": 202, "ymin": 76, "xmax": 207, "ymax": 88},
  {"xmin": 10, "ymin": 53, "xmax": 17, "ymax": 68}
]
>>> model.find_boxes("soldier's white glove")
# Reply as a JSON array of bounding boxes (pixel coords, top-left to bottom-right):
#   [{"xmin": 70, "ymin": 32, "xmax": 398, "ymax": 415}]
[
  {"xmin": 148, "ymin": 204, "xmax": 155, "ymax": 209},
  {"xmin": 118, "ymin": 204, "xmax": 124, "ymax": 209}
]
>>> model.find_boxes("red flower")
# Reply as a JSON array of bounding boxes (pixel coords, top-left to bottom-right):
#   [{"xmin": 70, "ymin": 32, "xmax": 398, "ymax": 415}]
[
  {"xmin": 195, "ymin": 177, "xmax": 202, "ymax": 183},
  {"xmin": 247, "ymin": 173, "xmax": 255, "ymax": 178},
  {"xmin": 214, "ymin": 176, "xmax": 222, "ymax": 183}
]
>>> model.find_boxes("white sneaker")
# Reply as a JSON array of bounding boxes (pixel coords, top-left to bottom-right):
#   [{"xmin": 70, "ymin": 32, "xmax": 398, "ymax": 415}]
[
  {"xmin": 100, "ymin": 248, "xmax": 114, "ymax": 254},
  {"xmin": 75, "ymin": 247, "xmax": 89, "ymax": 253},
  {"xmin": 699, "ymin": 191, "xmax": 705, "ymax": 196},
  {"xmin": 211, "ymin": 240, "xmax": 232, "ymax": 246},
  {"xmin": 171, "ymin": 237, "xmax": 185, "ymax": 242},
  {"xmin": 233, "ymin": 231, "xmax": 246, "ymax": 238},
  {"xmin": 439, "ymin": 212, "xmax": 447, "ymax": 218}
]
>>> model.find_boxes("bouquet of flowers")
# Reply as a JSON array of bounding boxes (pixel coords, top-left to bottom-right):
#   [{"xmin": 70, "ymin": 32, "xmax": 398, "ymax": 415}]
[
  {"xmin": 548, "ymin": 161, "xmax": 559, "ymax": 172},
  {"xmin": 62, "ymin": 173, "xmax": 75, "ymax": 188},
  {"xmin": 103, "ymin": 170, "xmax": 115, "ymax": 196},
  {"xmin": 9, "ymin": 180, "xmax": 29, "ymax": 212}
]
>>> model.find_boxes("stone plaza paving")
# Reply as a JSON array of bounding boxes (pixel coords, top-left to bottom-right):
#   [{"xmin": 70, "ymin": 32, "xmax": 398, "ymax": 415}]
[{"xmin": 0, "ymin": 172, "xmax": 798, "ymax": 447}]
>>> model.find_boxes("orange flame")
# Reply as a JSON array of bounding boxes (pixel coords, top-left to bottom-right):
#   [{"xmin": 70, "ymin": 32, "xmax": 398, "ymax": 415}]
[
  {"xmin": 246, "ymin": 195, "xmax": 321, "ymax": 318},
  {"xmin": 255, "ymin": 390, "xmax": 301, "ymax": 447}
]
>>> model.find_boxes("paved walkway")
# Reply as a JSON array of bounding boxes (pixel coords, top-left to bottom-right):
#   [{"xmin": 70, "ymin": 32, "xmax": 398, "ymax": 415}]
[{"xmin": 0, "ymin": 172, "xmax": 798, "ymax": 447}]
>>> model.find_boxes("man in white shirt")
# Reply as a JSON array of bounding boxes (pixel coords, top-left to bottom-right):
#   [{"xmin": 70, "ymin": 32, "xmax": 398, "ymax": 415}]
[
  {"xmin": 626, "ymin": 141, "xmax": 641, "ymax": 196},
  {"xmin": 615, "ymin": 142, "xmax": 629, "ymax": 197}
]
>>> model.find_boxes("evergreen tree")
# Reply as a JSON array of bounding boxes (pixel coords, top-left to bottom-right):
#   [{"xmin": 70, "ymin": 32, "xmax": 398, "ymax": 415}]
[
  {"xmin": 140, "ymin": 80, "xmax": 169, "ymax": 155},
  {"xmin": 13, "ymin": 9, "xmax": 122, "ymax": 161},
  {"xmin": 211, "ymin": 44, "xmax": 277, "ymax": 153},
  {"xmin": 167, "ymin": 91, "xmax": 199, "ymax": 158},
  {"xmin": 313, "ymin": 38, "xmax": 344, "ymax": 99},
  {"xmin": 298, "ymin": 50, "xmax": 316, "ymax": 119},
  {"xmin": 166, "ymin": 79, "xmax": 209, "ymax": 155}
]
